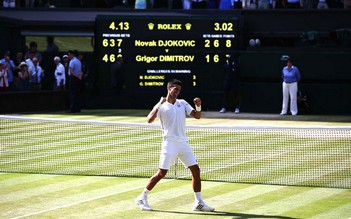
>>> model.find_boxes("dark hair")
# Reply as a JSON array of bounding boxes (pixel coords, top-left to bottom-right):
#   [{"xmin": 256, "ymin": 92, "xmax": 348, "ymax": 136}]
[
  {"xmin": 68, "ymin": 50, "xmax": 79, "ymax": 56},
  {"xmin": 29, "ymin": 41, "xmax": 37, "ymax": 48},
  {"xmin": 287, "ymin": 58, "xmax": 294, "ymax": 63},
  {"xmin": 168, "ymin": 79, "xmax": 182, "ymax": 87}
]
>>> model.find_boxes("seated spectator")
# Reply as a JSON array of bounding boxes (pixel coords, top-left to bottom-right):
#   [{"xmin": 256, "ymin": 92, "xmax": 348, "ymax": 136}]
[
  {"xmin": 18, "ymin": 62, "xmax": 31, "ymax": 91},
  {"xmin": 28, "ymin": 57, "xmax": 44, "ymax": 91},
  {"xmin": 0, "ymin": 62, "xmax": 9, "ymax": 92}
]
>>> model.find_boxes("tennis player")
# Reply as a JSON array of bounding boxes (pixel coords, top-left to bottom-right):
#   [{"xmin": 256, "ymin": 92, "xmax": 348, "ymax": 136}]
[{"xmin": 135, "ymin": 79, "xmax": 215, "ymax": 212}]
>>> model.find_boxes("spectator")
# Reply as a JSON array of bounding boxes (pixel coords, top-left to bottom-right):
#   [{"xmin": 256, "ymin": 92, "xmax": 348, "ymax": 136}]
[
  {"xmin": 53, "ymin": 56, "xmax": 65, "ymax": 91},
  {"xmin": 1, "ymin": 51, "xmax": 15, "ymax": 90},
  {"xmin": 317, "ymin": 0, "xmax": 329, "ymax": 8},
  {"xmin": 25, "ymin": 51, "xmax": 35, "ymax": 70},
  {"xmin": 25, "ymin": 41, "xmax": 42, "ymax": 63},
  {"xmin": 18, "ymin": 62, "xmax": 31, "ymax": 91},
  {"xmin": 280, "ymin": 58, "xmax": 301, "ymax": 116},
  {"xmin": 135, "ymin": 0, "xmax": 147, "ymax": 8},
  {"xmin": 45, "ymin": 36, "xmax": 59, "ymax": 52},
  {"xmin": 3, "ymin": 0, "xmax": 15, "ymax": 7},
  {"xmin": 62, "ymin": 54, "xmax": 70, "ymax": 90},
  {"xmin": 244, "ymin": 0, "xmax": 258, "ymax": 8},
  {"xmin": 182, "ymin": 0, "xmax": 192, "ymax": 8},
  {"xmin": 13, "ymin": 51, "xmax": 25, "ymax": 90},
  {"xmin": 0, "ymin": 62, "xmax": 9, "ymax": 92},
  {"xmin": 219, "ymin": 0, "xmax": 233, "ymax": 9},
  {"xmin": 14, "ymin": 51, "xmax": 25, "ymax": 73},
  {"xmin": 28, "ymin": 57, "xmax": 44, "ymax": 91},
  {"xmin": 67, "ymin": 50, "xmax": 82, "ymax": 113},
  {"xmin": 258, "ymin": 0, "xmax": 270, "ymax": 8},
  {"xmin": 219, "ymin": 55, "xmax": 241, "ymax": 114}
]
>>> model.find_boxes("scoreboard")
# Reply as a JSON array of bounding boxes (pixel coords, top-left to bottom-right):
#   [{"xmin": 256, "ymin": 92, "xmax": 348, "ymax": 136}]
[{"xmin": 95, "ymin": 15, "xmax": 239, "ymax": 97}]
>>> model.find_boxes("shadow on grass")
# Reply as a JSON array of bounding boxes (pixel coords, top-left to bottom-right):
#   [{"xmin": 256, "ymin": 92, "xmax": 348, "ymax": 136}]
[{"xmin": 153, "ymin": 210, "xmax": 299, "ymax": 219}]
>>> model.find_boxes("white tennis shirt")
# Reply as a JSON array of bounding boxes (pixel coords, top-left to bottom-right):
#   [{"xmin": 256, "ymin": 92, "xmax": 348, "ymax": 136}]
[{"xmin": 157, "ymin": 99, "xmax": 194, "ymax": 142}]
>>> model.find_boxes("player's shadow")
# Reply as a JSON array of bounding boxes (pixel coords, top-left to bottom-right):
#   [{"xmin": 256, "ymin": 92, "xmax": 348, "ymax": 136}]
[{"xmin": 152, "ymin": 210, "xmax": 299, "ymax": 219}]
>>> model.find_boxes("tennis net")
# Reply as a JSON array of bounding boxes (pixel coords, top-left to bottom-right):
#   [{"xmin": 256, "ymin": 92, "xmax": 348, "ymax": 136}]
[{"xmin": 0, "ymin": 116, "xmax": 350, "ymax": 189}]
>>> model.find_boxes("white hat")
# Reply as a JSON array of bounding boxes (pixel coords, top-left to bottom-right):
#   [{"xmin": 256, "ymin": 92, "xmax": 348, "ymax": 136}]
[
  {"xmin": 19, "ymin": 61, "xmax": 28, "ymax": 68},
  {"xmin": 62, "ymin": 54, "xmax": 68, "ymax": 59},
  {"xmin": 54, "ymin": 56, "xmax": 61, "ymax": 61}
]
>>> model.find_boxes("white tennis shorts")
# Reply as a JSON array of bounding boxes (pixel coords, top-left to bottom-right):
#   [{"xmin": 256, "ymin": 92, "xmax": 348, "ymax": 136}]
[{"xmin": 159, "ymin": 139, "xmax": 198, "ymax": 170}]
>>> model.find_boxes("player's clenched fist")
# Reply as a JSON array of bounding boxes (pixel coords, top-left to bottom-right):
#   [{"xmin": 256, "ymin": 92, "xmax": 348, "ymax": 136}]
[{"xmin": 193, "ymin": 97, "xmax": 201, "ymax": 107}]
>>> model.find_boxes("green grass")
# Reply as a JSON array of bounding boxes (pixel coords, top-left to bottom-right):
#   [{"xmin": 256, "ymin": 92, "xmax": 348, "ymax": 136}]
[
  {"xmin": 25, "ymin": 36, "xmax": 93, "ymax": 52},
  {"xmin": 1, "ymin": 173, "xmax": 350, "ymax": 219},
  {"xmin": 0, "ymin": 110, "xmax": 350, "ymax": 218}
]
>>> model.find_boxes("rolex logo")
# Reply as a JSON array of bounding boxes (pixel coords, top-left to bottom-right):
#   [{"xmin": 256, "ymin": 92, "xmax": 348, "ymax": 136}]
[{"xmin": 185, "ymin": 23, "xmax": 192, "ymax": 30}]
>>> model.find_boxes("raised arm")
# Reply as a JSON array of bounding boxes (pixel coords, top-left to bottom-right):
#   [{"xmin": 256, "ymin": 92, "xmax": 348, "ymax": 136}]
[
  {"xmin": 190, "ymin": 97, "xmax": 202, "ymax": 120},
  {"xmin": 147, "ymin": 97, "xmax": 166, "ymax": 124}
]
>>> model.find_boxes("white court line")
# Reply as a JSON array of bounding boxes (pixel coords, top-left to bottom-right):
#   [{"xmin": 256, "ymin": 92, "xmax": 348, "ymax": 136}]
[
  {"xmin": 2, "ymin": 115, "xmax": 351, "ymax": 129},
  {"xmin": 9, "ymin": 179, "xmax": 175, "ymax": 219}
]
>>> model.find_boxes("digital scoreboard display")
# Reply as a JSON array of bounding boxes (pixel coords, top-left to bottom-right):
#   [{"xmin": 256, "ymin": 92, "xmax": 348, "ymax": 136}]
[{"xmin": 95, "ymin": 15, "xmax": 239, "ymax": 99}]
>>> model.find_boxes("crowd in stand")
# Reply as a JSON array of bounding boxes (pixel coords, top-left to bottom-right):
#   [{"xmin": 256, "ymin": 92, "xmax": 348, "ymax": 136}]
[
  {"xmin": 1, "ymin": 0, "xmax": 350, "ymax": 9},
  {"xmin": 0, "ymin": 39, "xmax": 87, "ymax": 113},
  {"xmin": 0, "ymin": 40, "xmax": 88, "ymax": 96},
  {"xmin": 0, "ymin": 45, "xmax": 45, "ymax": 92}
]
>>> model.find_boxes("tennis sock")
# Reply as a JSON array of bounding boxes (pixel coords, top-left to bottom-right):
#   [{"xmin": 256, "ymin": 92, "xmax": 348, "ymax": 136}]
[
  {"xmin": 194, "ymin": 192, "xmax": 203, "ymax": 203},
  {"xmin": 141, "ymin": 188, "xmax": 150, "ymax": 197}
]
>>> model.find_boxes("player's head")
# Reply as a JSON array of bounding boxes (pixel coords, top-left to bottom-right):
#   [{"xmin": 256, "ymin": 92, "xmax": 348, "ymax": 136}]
[
  {"xmin": 287, "ymin": 58, "xmax": 293, "ymax": 67},
  {"xmin": 167, "ymin": 79, "xmax": 182, "ymax": 98},
  {"xmin": 168, "ymin": 79, "xmax": 182, "ymax": 88}
]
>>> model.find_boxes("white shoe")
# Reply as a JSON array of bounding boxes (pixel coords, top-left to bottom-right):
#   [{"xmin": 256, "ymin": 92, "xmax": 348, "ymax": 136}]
[
  {"xmin": 234, "ymin": 108, "xmax": 240, "ymax": 114},
  {"xmin": 192, "ymin": 201, "xmax": 215, "ymax": 212},
  {"xmin": 135, "ymin": 195, "xmax": 153, "ymax": 211},
  {"xmin": 219, "ymin": 108, "xmax": 226, "ymax": 113}
]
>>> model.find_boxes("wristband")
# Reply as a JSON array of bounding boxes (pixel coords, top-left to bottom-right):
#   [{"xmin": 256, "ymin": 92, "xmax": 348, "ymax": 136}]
[{"xmin": 195, "ymin": 105, "xmax": 201, "ymax": 112}]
